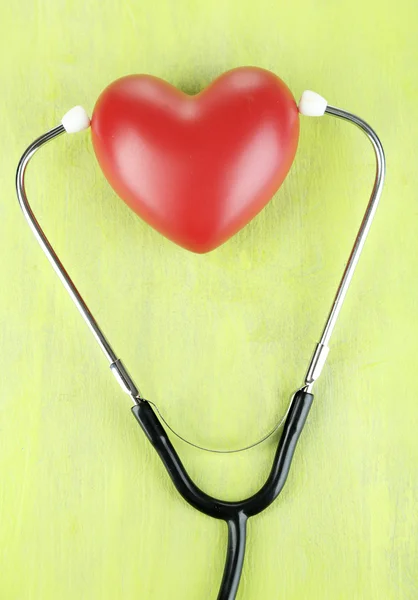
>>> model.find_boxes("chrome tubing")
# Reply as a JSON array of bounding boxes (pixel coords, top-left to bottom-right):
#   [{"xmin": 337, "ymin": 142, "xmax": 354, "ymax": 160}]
[
  {"xmin": 15, "ymin": 125, "xmax": 142, "ymax": 403},
  {"xmin": 304, "ymin": 105, "xmax": 386, "ymax": 391}
]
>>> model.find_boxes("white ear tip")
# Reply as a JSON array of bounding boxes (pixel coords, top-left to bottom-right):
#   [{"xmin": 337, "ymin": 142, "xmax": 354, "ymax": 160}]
[
  {"xmin": 298, "ymin": 90, "xmax": 327, "ymax": 117},
  {"xmin": 61, "ymin": 106, "xmax": 91, "ymax": 133}
]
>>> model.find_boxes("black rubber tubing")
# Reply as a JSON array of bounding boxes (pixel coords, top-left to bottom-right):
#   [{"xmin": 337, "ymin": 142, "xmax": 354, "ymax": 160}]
[{"xmin": 132, "ymin": 389, "xmax": 313, "ymax": 599}]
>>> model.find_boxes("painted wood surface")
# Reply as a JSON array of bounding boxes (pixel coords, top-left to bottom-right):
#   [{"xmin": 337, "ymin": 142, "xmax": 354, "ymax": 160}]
[{"xmin": 0, "ymin": 1, "xmax": 417, "ymax": 598}]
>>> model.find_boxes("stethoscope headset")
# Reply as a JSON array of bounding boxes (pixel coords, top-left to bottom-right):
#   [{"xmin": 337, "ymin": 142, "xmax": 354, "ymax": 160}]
[{"xmin": 16, "ymin": 71, "xmax": 385, "ymax": 599}]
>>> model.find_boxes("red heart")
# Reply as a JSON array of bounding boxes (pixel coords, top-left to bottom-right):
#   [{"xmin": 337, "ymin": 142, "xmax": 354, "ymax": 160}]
[{"xmin": 91, "ymin": 67, "xmax": 299, "ymax": 253}]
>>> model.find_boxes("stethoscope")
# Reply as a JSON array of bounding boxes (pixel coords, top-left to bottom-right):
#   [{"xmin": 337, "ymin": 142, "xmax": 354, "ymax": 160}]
[{"xmin": 16, "ymin": 83, "xmax": 385, "ymax": 600}]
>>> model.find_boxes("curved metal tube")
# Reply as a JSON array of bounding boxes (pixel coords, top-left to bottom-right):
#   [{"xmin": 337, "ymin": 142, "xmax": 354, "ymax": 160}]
[
  {"xmin": 320, "ymin": 105, "xmax": 386, "ymax": 346},
  {"xmin": 304, "ymin": 104, "xmax": 386, "ymax": 390},
  {"xmin": 16, "ymin": 125, "xmax": 116, "ymax": 362},
  {"xmin": 15, "ymin": 128, "xmax": 142, "ymax": 403}
]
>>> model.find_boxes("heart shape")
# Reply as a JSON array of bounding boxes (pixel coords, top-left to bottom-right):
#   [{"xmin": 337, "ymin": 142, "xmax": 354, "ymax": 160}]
[{"xmin": 91, "ymin": 67, "xmax": 299, "ymax": 253}]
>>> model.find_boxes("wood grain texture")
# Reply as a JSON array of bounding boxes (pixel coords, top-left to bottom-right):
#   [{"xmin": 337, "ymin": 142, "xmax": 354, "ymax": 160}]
[{"xmin": 0, "ymin": 1, "xmax": 417, "ymax": 598}]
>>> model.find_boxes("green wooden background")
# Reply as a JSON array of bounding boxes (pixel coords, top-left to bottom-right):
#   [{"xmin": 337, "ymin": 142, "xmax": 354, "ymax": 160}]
[{"xmin": 1, "ymin": 1, "xmax": 417, "ymax": 598}]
